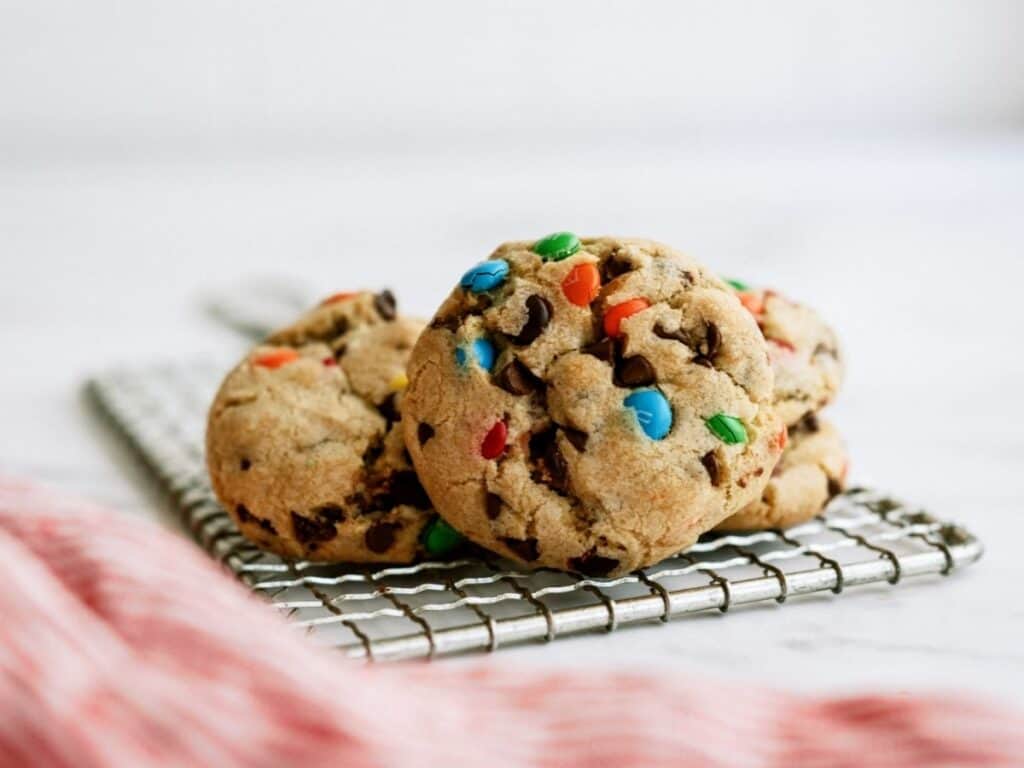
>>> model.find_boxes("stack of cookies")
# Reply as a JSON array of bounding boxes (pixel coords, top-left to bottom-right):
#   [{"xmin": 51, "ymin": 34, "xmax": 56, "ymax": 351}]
[{"xmin": 206, "ymin": 235, "xmax": 846, "ymax": 577}]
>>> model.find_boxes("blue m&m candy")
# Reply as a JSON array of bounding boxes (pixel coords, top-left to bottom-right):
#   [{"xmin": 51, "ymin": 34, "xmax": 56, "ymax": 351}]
[
  {"xmin": 460, "ymin": 259, "xmax": 510, "ymax": 293},
  {"xmin": 624, "ymin": 389, "xmax": 672, "ymax": 440},
  {"xmin": 455, "ymin": 338, "xmax": 496, "ymax": 372}
]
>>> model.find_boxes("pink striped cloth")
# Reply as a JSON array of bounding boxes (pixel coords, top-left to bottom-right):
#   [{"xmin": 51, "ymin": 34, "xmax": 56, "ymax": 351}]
[{"xmin": 0, "ymin": 477, "xmax": 1020, "ymax": 768}]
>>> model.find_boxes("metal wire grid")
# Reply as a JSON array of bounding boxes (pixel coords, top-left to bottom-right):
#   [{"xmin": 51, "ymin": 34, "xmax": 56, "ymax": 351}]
[{"xmin": 88, "ymin": 362, "xmax": 983, "ymax": 662}]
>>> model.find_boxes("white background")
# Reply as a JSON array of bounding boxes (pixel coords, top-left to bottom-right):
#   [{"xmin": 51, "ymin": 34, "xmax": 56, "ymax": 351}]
[{"xmin": 2, "ymin": 1, "xmax": 1023, "ymax": 702}]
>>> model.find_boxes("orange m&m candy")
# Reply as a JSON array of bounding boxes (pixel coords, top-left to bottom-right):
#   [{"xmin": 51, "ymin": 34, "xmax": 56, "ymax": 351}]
[
  {"xmin": 253, "ymin": 348, "xmax": 299, "ymax": 369},
  {"xmin": 320, "ymin": 291, "xmax": 357, "ymax": 306},
  {"xmin": 561, "ymin": 263, "xmax": 600, "ymax": 307},
  {"xmin": 737, "ymin": 291, "xmax": 764, "ymax": 316},
  {"xmin": 603, "ymin": 298, "xmax": 650, "ymax": 338}
]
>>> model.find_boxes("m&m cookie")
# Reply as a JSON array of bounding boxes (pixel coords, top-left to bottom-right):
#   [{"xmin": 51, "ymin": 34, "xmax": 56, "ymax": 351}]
[
  {"xmin": 716, "ymin": 414, "xmax": 848, "ymax": 531},
  {"xmin": 403, "ymin": 236, "xmax": 785, "ymax": 576},
  {"xmin": 726, "ymin": 282, "xmax": 843, "ymax": 426},
  {"xmin": 206, "ymin": 291, "xmax": 464, "ymax": 564}
]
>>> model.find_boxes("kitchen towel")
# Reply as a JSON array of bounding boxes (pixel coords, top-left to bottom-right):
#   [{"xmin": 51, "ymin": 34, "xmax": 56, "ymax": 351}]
[{"xmin": 0, "ymin": 477, "xmax": 1020, "ymax": 768}]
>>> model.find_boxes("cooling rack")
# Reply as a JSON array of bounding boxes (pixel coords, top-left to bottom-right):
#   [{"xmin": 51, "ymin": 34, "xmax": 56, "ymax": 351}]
[{"xmin": 87, "ymin": 362, "xmax": 983, "ymax": 662}]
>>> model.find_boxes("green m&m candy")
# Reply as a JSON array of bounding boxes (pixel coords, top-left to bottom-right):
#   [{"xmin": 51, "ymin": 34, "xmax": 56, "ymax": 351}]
[
  {"xmin": 533, "ymin": 231, "xmax": 581, "ymax": 262},
  {"xmin": 421, "ymin": 516, "xmax": 464, "ymax": 557},
  {"xmin": 706, "ymin": 413, "xmax": 748, "ymax": 445}
]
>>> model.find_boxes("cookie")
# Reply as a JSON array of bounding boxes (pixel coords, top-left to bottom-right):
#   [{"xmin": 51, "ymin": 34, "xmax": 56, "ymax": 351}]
[
  {"xmin": 206, "ymin": 291, "xmax": 462, "ymax": 563},
  {"xmin": 403, "ymin": 234, "xmax": 787, "ymax": 577},
  {"xmin": 715, "ymin": 413, "xmax": 848, "ymax": 531},
  {"xmin": 727, "ymin": 280, "xmax": 843, "ymax": 426}
]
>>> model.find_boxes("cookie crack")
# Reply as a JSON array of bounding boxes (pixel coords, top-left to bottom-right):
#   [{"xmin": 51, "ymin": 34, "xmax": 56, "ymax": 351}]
[
  {"xmin": 295, "ymin": 436, "xmax": 339, "ymax": 453},
  {"xmin": 657, "ymin": 292, "xmax": 766, "ymax": 405}
]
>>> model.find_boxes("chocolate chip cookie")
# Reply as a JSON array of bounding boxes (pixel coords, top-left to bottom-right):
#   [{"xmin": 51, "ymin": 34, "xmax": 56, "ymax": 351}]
[
  {"xmin": 715, "ymin": 413, "xmax": 848, "ymax": 531},
  {"xmin": 727, "ymin": 281, "xmax": 843, "ymax": 426},
  {"xmin": 206, "ymin": 291, "xmax": 462, "ymax": 563},
  {"xmin": 403, "ymin": 234, "xmax": 787, "ymax": 576}
]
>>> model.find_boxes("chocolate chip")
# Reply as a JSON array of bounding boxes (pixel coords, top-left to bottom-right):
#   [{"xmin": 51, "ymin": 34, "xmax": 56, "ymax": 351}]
[
  {"xmin": 701, "ymin": 451, "xmax": 721, "ymax": 486},
  {"xmin": 430, "ymin": 314, "xmax": 462, "ymax": 332},
  {"xmin": 813, "ymin": 342, "xmax": 838, "ymax": 360},
  {"xmin": 654, "ymin": 323, "xmax": 689, "ymax": 345},
  {"xmin": 417, "ymin": 422, "xmax": 435, "ymax": 445},
  {"xmin": 485, "ymin": 493, "xmax": 503, "ymax": 520},
  {"xmin": 582, "ymin": 337, "xmax": 617, "ymax": 363},
  {"xmin": 313, "ymin": 505, "xmax": 345, "ymax": 524},
  {"xmin": 544, "ymin": 446, "xmax": 569, "ymax": 493},
  {"xmin": 614, "ymin": 355, "xmax": 656, "ymax": 387},
  {"xmin": 705, "ymin": 323, "xmax": 721, "ymax": 357},
  {"xmin": 563, "ymin": 428, "xmax": 589, "ymax": 452},
  {"xmin": 374, "ymin": 290, "xmax": 397, "ymax": 320},
  {"xmin": 389, "ymin": 470, "xmax": 432, "ymax": 509},
  {"xmin": 237, "ymin": 504, "xmax": 278, "ymax": 535},
  {"xmin": 365, "ymin": 520, "xmax": 401, "ymax": 553},
  {"xmin": 528, "ymin": 428, "xmax": 554, "ymax": 462},
  {"xmin": 501, "ymin": 536, "xmax": 540, "ymax": 562},
  {"xmin": 798, "ymin": 412, "xmax": 820, "ymax": 433},
  {"xmin": 378, "ymin": 393, "xmax": 400, "ymax": 424},
  {"xmin": 657, "ymin": 320, "xmax": 717, "ymax": 366},
  {"xmin": 239, "ymin": 458, "xmax": 251, "ymax": 471},
  {"xmin": 368, "ymin": 488, "xmax": 397, "ymax": 511},
  {"xmin": 291, "ymin": 511, "xmax": 339, "ymax": 544},
  {"xmin": 332, "ymin": 316, "xmax": 350, "ymax": 337},
  {"xmin": 568, "ymin": 548, "xmax": 619, "ymax": 577},
  {"xmin": 468, "ymin": 293, "xmax": 494, "ymax": 312},
  {"xmin": 509, "ymin": 294, "xmax": 552, "ymax": 345},
  {"xmin": 494, "ymin": 359, "xmax": 543, "ymax": 396},
  {"xmin": 529, "ymin": 427, "xmax": 570, "ymax": 494},
  {"xmin": 362, "ymin": 435, "xmax": 386, "ymax": 468},
  {"xmin": 827, "ymin": 477, "xmax": 843, "ymax": 498},
  {"xmin": 600, "ymin": 251, "xmax": 633, "ymax": 282}
]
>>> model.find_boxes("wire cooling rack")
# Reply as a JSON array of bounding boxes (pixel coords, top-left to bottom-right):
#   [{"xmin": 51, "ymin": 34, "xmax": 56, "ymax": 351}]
[{"xmin": 87, "ymin": 362, "xmax": 983, "ymax": 662}]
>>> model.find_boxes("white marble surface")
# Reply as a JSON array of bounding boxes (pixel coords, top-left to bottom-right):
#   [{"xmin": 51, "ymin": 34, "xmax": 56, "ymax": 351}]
[{"xmin": 2, "ymin": 136, "xmax": 1022, "ymax": 704}]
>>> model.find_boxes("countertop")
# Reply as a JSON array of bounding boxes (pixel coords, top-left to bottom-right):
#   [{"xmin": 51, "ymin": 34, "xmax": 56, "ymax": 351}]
[{"xmin": 2, "ymin": 136, "xmax": 1022, "ymax": 703}]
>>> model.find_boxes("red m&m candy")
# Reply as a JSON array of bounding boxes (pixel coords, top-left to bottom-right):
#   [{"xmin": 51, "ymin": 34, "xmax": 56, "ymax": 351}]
[
  {"xmin": 603, "ymin": 298, "xmax": 650, "ymax": 338},
  {"xmin": 481, "ymin": 420, "xmax": 508, "ymax": 459}
]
